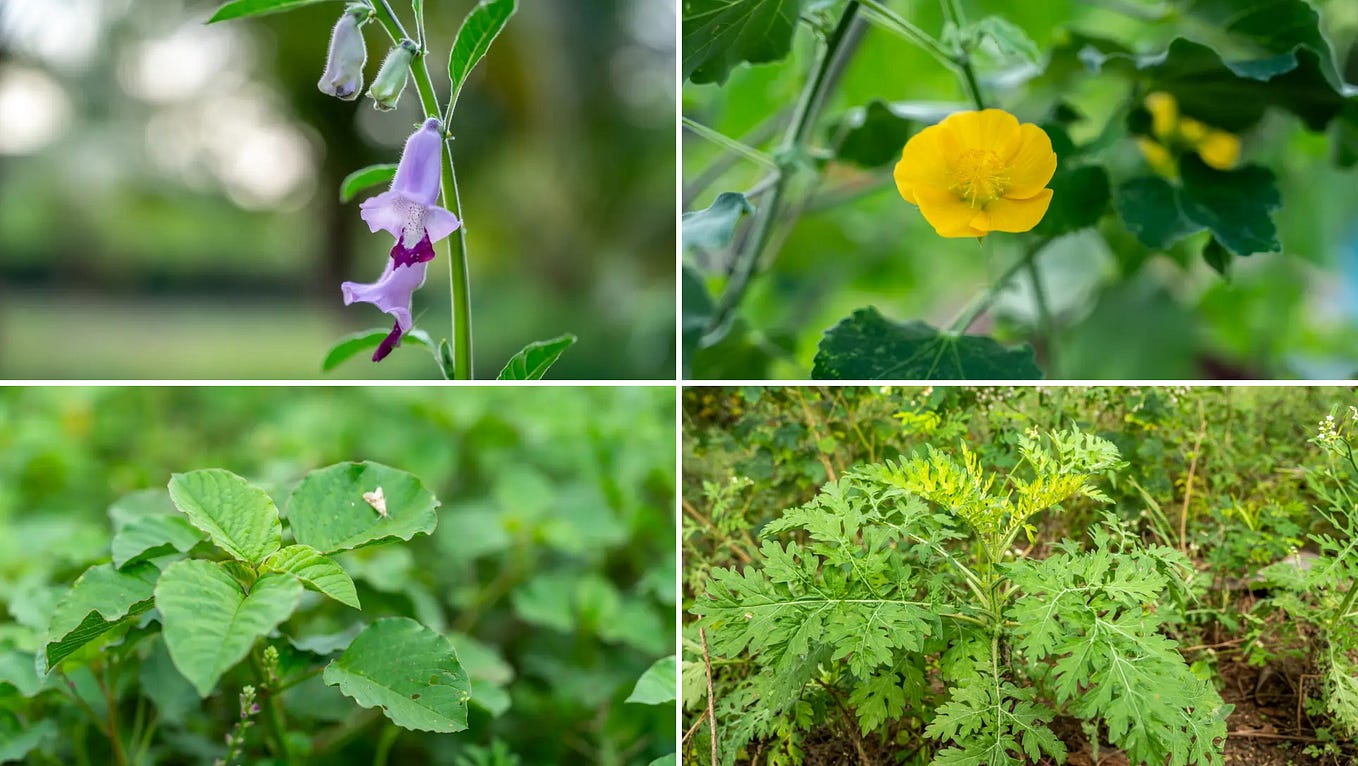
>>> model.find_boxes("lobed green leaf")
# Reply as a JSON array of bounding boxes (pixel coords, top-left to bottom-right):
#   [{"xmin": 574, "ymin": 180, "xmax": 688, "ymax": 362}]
[{"xmin": 813, "ymin": 309, "xmax": 1042, "ymax": 380}]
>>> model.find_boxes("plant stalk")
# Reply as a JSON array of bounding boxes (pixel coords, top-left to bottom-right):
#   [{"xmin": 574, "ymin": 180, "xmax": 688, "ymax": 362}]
[
  {"xmin": 369, "ymin": 0, "xmax": 474, "ymax": 378},
  {"xmin": 702, "ymin": 1, "xmax": 864, "ymax": 344}
]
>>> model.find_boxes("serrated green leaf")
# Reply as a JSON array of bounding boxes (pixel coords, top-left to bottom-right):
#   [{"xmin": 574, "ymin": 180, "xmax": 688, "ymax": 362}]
[
  {"xmin": 626, "ymin": 656, "xmax": 677, "ymax": 705},
  {"xmin": 812, "ymin": 308, "xmax": 1042, "ymax": 380},
  {"xmin": 155, "ymin": 560, "xmax": 303, "ymax": 697},
  {"xmin": 683, "ymin": 0, "xmax": 805, "ymax": 85},
  {"xmin": 208, "ymin": 0, "xmax": 338, "ymax": 23},
  {"xmin": 339, "ymin": 163, "xmax": 397, "ymax": 204},
  {"xmin": 261, "ymin": 544, "xmax": 360, "ymax": 609},
  {"xmin": 324, "ymin": 617, "xmax": 471, "ymax": 732},
  {"xmin": 832, "ymin": 100, "xmax": 914, "ymax": 167},
  {"xmin": 322, "ymin": 327, "xmax": 433, "ymax": 371},
  {"xmin": 111, "ymin": 514, "xmax": 205, "ymax": 569},
  {"xmin": 168, "ymin": 469, "xmax": 281, "ymax": 564},
  {"xmin": 40, "ymin": 562, "xmax": 160, "ymax": 675},
  {"xmin": 447, "ymin": 0, "xmax": 517, "ymax": 111},
  {"xmin": 848, "ymin": 671, "xmax": 907, "ymax": 733},
  {"xmin": 682, "ymin": 192, "xmax": 754, "ymax": 253},
  {"xmin": 496, "ymin": 333, "xmax": 577, "ymax": 380},
  {"xmin": 287, "ymin": 462, "xmax": 439, "ymax": 553}
]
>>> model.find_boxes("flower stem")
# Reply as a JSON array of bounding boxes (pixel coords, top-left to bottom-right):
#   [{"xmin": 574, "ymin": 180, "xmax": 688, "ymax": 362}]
[
  {"xmin": 703, "ymin": 1, "xmax": 864, "ymax": 343},
  {"xmin": 369, "ymin": 0, "xmax": 474, "ymax": 379},
  {"xmin": 1025, "ymin": 255, "xmax": 1057, "ymax": 373},
  {"xmin": 936, "ymin": 0, "xmax": 985, "ymax": 110},
  {"xmin": 947, "ymin": 237, "xmax": 1051, "ymax": 334},
  {"xmin": 681, "ymin": 117, "xmax": 779, "ymax": 170}
]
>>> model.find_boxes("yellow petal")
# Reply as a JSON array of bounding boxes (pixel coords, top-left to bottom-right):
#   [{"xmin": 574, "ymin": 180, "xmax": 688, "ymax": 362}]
[
  {"xmin": 1197, "ymin": 131, "xmax": 1240, "ymax": 170},
  {"xmin": 1179, "ymin": 117, "xmax": 1208, "ymax": 144},
  {"xmin": 1145, "ymin": 92, "xmax": 1177, "ymax": 139},
  {"xmin": 1137, "ymin": 137, "xmax": 1178, "ymax": 178},
  {"xmin": 915, "ymin": 186, "xmax": 988, "ymax": 238},
  {"xmin": 973, "ymin": 189, "xmax": 1054, "ymax": 233},
  {"xmin": 939, "ymin": 109, "xmax": 1022, "ymax": 154},
  {"xmin": 894, "ymin": 125, "xmax": 951, "ymax": 205},
  {"xmin": 1004, "ymin": 123, "xmax": 1057, "ymax": 199}
]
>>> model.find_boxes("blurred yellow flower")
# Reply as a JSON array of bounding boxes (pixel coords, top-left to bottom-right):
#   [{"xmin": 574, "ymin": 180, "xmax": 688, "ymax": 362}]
[
  {"xmin": 1139, "ymin": 92, "xmax": 1240, "ymax": 175},
  {"xmin": 893, "ymin": 109, "xmax": 1056, "ymax": 238}
]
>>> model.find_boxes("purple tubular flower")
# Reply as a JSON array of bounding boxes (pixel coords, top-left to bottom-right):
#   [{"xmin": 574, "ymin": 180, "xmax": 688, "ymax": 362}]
[
  {"xmin": 343, "ymin": 118, "xmax": 459, "ymax": 362},
  {"xmin": 318, "ymin": 6, "xmax": 368, "ymax": 101}
]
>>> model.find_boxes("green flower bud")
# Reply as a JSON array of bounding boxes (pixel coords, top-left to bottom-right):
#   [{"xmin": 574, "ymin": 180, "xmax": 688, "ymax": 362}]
[{"xmin": 367, "ymin": 39, "xmax": 418, "ymax": 112}]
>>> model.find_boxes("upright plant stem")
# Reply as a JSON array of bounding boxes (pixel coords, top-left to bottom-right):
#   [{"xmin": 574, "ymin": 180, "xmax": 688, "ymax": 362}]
[
  {"xmin": 703, "ymin": 2, "xmax": 864, "ymax": 343},
  {"xmin": 370, "ymin": 0, "xmax": 473, "ymax": 379}
]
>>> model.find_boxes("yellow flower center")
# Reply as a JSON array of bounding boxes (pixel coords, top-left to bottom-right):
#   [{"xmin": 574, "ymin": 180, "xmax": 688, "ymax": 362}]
[{"xmin": 951, "ymin": 148, "xmax": 1009, "ymax": 207}]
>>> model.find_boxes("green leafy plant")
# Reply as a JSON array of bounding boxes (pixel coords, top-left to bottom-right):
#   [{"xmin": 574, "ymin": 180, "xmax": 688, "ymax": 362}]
[
  {"xmin": 682, "ymin": 0, "xmax": 1358, "ymax": 380},
  {"xmin": 693, "ymin": 427, "xmax": 1232, "ymax": 764},
  {"xmin": 30, "ymin": 462, "xmax": 473, "ymax": 764},
  {"xmin": 1254, "ymin": 406, "xmax": 1358, "ymax": 739}
]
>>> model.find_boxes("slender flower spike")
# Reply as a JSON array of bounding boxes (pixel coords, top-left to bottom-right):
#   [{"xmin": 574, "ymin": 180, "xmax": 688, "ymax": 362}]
[
  {"xmin": 367, "ymin": 39, "xmax": 418, "ymax": 111},
  {"xmin": 317, "ymin": 5, "xmax": 369, "ymax": 101},
  {"xmin": 343, "ymin": 118, "xmax": 460, "ymax": 361},
  {"xmin": 894, "ymin": 109, "xmax": 1056, "ymax": 238}
]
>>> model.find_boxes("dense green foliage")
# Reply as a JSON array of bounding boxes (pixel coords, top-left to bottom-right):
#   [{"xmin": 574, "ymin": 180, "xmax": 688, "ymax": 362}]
[
  {"xmin": 683, "ymin": 386, "xmax": 1358, "ymax": 764},
  {"xmin": 682, "ymin": 0, "xmax": 1358, "ymax": 379},
  {"xmin": 0, "ymin": 387, "xmax": 676, "ymax": 765}
]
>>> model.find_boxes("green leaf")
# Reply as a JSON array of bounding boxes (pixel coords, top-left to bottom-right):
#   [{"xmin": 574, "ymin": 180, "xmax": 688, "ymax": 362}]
[
  {"xmin": 437, "ymin": 339, "xmax": 456, "ymax": 379},
  {"xmin": 1115, "ymin": 160, "xmax": 1281, "ymax": 257},
  {"xmin": 0, "ymin": 711, "xmax": 56, "ymax": 764},
  {"xmin": 682, "ymin": 266, "xmax": 715, "ymax": 378},
  {"xmin": 339, "ymin": 163, "xmax": 397, "ymax": 204},
  {"xmin": 40, "ymin": 562, "xmax": 160, "ymax": 675},
  {"xmin": 682, "ymin": 192, "xmax": 755, "ymax": 253},
  {"xmin": 155, "ymin": 560, "xmax": 303, "ymax": 697},
  {"xmin": 647, "ymin": 757, "xmax": 677, "ymax": 766},
  {"xmin": 496, "ymin": 333, "xmax": 577, "ymax": 380},
  {"xmin": 261, "ymin": 545, "xmax": 360, "ymax": 610},
  {"xmin": 971, "ymin": 15, "xmax": 1041, "ymax": 64},
  {"xmin": 1082, "ymin": 35, "xmax": 1348, "ymax": 132},
  {"xmin": 812, "ymin": 308, "xmax": 1042, "ymax": 380},
  {"xmin": 111, "ymin": 514, "xmax": 205, "ymax": 569},
  {"xmin": 447, "ymin": 632, "xmax": 514, "ymax": 717},
  {"xmin": 832, "ymin": 100, "xmax": 913, "ymax": 167},
  {"xmin": 626, "ymin": 656, "xmax": 677, "ymax": 705},
  {"xmin": 683, "ymin": 0, "xmax": 805, "ymax": 85},
  {"xmin": 1032, "ymin": 164, "xmax": 1110, "ymax": 237},
  {"xmin": 287, "ymin": 462, "xmax": 440, "ymax": 554},
  {"xmin": 0, "ymin": 652, "xmax": 41, "ymax": 697},
  {"xmin": 323, "ymin": 617, "xmax": 471, "ymax": 733},
  {"xmin": 447, "ymin": 0, "xmax": 517, "ymax": 111},
  {"xmin": 1177, "ymin": 157, "xmax": 1281, "ymax": 256},
  {"xmin": 1114, "ymin": 176, "xmax": 1200, "ymax": 250},
  {"xmin": 207, "ymin": 0, "xmax": 338, "ymax": 23},
  {"xmin": 322, "ymin": 328, "xmax": 433, "ymax": 372},
  {"xmin": 168, "ymin": 469, "xmax": 281, "ymax": 564}
]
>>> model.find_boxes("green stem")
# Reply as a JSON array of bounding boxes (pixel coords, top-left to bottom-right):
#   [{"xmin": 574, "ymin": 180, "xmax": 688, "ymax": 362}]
[
  {"xmin": 936, "ymin": 0, "xmax": 985, "ymax": 110},
  {"xmin": 373, "ymin": 725, "xmax": 400, "ymax": 766},
  {"xmin": 369, "ymin": 0, "xmax": 474, "ymax": 379},
  {"xmin": 681, "ymin": 117, "xmax": 779, "ymax": 170},
  {"xmin": 857, "ymin": 0, "xmax": 956, "ymax": 70},
  {"xmin": 95, "ymin": 665, "xmax": 128, "ymax": 766},
  {"xmin": 947, "ymin": 237, "xmax": 1051, "ymax": 334},
  {"xmin": 703, "ymin": 1, "xmax": 864, "ymax": 342},
  {"xmin": 1026, "ymin": 256, "xmax": 1056, "ymax": 373}
]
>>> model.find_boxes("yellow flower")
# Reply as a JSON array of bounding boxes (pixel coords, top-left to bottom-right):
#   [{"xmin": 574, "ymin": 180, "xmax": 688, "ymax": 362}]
[
  {"xmin": 1139, "ymin": 91, "xmax": 1240, "ymax": 174},
  {"xmin": 893, "ymin": 109, "xmax": 1056, "ymax": 238}
]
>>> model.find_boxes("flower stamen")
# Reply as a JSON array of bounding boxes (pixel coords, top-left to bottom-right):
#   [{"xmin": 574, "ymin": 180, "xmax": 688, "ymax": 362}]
[{"xmin": 951, "ymin": 148, "xmax": 1009, "ymax": 207}]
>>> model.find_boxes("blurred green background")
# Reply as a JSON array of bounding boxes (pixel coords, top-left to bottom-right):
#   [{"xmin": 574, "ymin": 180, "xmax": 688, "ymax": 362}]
[
  {"xmin": 682, "ymin": 0, "xmax": 1358, "ymax": 379},
  {"xmin": 0, "ymin": 0, "xmax": 676, "ymax": 379},
  {"xmin": 0, "ymin": 386, "xmax": 677, "ymax": 764}
]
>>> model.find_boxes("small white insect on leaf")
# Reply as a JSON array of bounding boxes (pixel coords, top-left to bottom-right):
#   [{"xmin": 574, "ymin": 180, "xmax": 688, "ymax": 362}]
[{"xmin": 362, "ymin": 486, "xmax": 388, "ymax": 518}]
